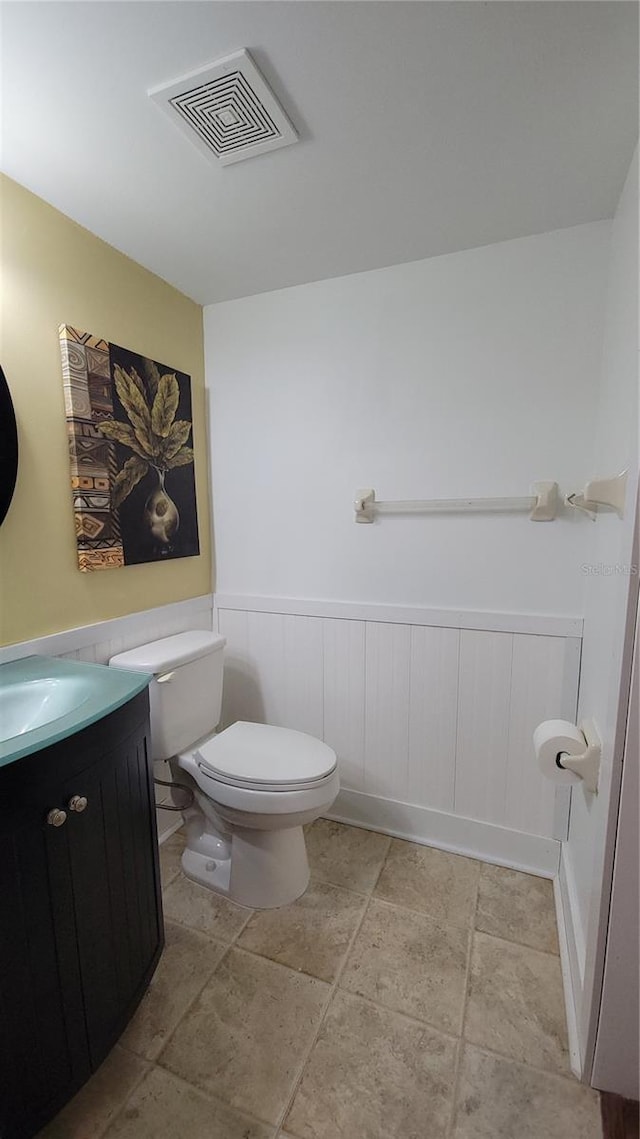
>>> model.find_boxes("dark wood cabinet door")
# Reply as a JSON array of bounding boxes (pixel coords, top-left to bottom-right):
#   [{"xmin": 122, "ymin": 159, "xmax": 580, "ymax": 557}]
[
  {"xmin": 0, "ymin": 693, "xmax": 163, "ymax": 1139},
  {"xmin": 0, "ymin": 804, "xmax": 90, "ymax": 1138}
]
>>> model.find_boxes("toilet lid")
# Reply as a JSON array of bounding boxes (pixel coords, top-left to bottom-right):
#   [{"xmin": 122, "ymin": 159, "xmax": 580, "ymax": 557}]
[{"xmin": 195, "ymin": 721, "xmax": 337, "ymax": 787}]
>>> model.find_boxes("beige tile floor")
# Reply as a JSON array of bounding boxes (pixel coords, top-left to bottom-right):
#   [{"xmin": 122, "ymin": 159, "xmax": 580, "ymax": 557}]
[{"xmin": 39, "ymin": 820, "xmax": 602, "ymax": 1139}]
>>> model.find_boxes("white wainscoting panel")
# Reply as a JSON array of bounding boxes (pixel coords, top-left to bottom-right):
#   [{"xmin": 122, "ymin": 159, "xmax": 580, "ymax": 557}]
[
  {"xmin": 407, "ymin": 625, "xmax": 459, "ymax": 813},
  {"xmin": 322, "ymin": 618, "xmax": 366, "ymax": 791},
  {"xmin": 283, "ymin": 615, "xmax": 324, "ymax": 738},
  {"xmin": 454, "ymin": 630, "xmax": 513, "ymax": 826},
  {"xmin": 215, "ymin": 594, "xmax": 581, "ymax": 873},
  {"xmin": 364, "ymin": 621, "xmax": 412, "ymax": 801},
  {"xmin": 243, "ymin": 611, "xmax": 286, "ymax": 727},
  {"xmin": 216, "ymin": 607, "xmax": 256, "ymax": 725}
]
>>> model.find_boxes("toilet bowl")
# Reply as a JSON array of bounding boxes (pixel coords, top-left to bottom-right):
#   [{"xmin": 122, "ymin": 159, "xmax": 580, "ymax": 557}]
[{"xmin": 109, "ymin": 632, "xmax": 339, "ymax": 908}]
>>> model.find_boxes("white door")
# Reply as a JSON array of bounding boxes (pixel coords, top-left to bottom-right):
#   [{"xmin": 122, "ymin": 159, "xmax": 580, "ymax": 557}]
[
  {"xmin": 558, "ymin": 149, "xmax": 638, "ymax": 1083},
  {"xmin": 591, "ymin": 596, "xmax": 639, "ymax": 1098}
]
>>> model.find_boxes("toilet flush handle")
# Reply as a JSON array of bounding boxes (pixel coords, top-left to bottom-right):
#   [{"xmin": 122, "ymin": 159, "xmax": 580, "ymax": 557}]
[{"xmin": 156, "ymin": 671, "xmax": 175, "ymax": 684}]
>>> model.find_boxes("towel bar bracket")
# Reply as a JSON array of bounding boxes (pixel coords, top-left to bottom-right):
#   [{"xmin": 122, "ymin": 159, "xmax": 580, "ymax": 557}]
[{"xmin": 565, "ymin": 471, "xmax": 627, "ymax": 520}]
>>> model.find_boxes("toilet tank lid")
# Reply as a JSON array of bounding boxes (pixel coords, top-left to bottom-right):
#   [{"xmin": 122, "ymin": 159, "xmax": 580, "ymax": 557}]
[{"xmin": 109, "ymin": 631, "xmax": 225, "ymax": 674}]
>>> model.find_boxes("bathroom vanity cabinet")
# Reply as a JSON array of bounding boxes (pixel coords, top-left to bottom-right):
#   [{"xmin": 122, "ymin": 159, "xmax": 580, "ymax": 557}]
[{"xmin": 0, "ymin": 688, "xmax": 163, "ymax": 1139}]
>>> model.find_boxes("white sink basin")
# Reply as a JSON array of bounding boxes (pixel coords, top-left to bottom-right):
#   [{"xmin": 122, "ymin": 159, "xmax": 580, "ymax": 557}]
[
  {"xmin": 0, "ymin": 676, "xmax": 92, "ymax": 741},
  {"xmin": 0, "ymin": 655, "xmax": 152, "ymax": 767}
]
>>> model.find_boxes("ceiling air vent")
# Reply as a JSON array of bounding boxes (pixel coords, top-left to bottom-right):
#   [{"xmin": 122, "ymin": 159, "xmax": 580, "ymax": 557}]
[{"xmin": 149, "ymin": 49, "xmax": 298, "ymax": 167}]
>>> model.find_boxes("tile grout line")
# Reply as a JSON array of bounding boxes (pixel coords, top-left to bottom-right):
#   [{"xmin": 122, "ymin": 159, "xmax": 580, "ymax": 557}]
[
  {"xmin": 91, "ymin": 1049, "xmax": 153, "ymax": 1139},
  {"xmin": 273, "ymin": 847, "xmax": 393, "ymax": 1136},
  {"xmin": 153, "ymin": 907, "xmax": 253, "ymax": 948},
  {"xmin": 455, "ymin": 1035, "xmax": 582, "ymax": 1085},
  {"xmin": 306, "ymin": 870, "xmax": 377, "ymax": 901},
  {"xmin": 366, "ymin": 888, "xmax": 482, "ymax": 936},
  {"xmin": 162, "ymin": 868, "xmax": 180, "ymax": 890},
  {"xmin": 299, "ymin": 982, "xmax": 464, "ymax": 1045},
  {"xmin": 104, "ymin": 1059, "xmax": 279, "ymax": 1139},
  {"xmin": 471, "ymin": 923, "xmax": 562, "ymax": 960},
  {"xmin": 155, "ymin": 1062, "xmax": 279, "ymax": 1136},
  {"xmin": 273, "ymin": 896, "xmax": 375, "ymax": 1133},
  {"xmin": 445, "ymin": 864, "xmax": 481, "ymax": 1139}
]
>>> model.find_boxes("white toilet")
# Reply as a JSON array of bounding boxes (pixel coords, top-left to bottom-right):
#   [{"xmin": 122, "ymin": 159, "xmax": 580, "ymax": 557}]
[{"xmin": 109, "ymin": 631, "xmax": 339, "ymax": 908}]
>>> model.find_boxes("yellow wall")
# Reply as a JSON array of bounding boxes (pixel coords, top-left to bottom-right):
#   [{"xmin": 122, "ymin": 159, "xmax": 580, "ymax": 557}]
[{"xmin": 0, "ymin": 176, "xmax": 212, "ymax": 645}]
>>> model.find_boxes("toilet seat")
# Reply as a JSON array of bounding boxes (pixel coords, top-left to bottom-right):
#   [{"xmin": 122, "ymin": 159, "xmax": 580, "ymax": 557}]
[
  {"xmin": 197, "ymin": 765, "xmax": 336, "ymax": 794},
  {"xmin": 194, "ymin": 720, "xmax": 337, "ymax": 791},
  {"xmin": 178, "ymin": 735, "xmax": 340, "ymax": 818}
]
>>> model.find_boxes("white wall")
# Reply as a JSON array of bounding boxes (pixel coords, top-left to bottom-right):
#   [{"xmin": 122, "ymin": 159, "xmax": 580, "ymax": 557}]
[
  {"xmin": 205, "ymin": 222, "xmax": 610, "ymax": 616},
  {"xmin": 560, "ymin": 151, "xmax": 639, "ymax": 1073}
]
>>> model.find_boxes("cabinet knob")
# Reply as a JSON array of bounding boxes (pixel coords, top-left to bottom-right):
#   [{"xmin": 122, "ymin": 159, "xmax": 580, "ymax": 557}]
[
  {"xmin": 47, "ymin": 808, "xmax": 67, "ymax": 828},
  {"xmin": 68, "ymin": 795, "xmax": 88, "ymax": 813}
]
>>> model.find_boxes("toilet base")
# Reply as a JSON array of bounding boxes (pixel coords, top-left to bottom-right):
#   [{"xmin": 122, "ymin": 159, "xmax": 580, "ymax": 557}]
[
  {"xmin": 181, "ymin": 823, "xmax": 310, "ymax": 909},
  {"xmin": 181, "ymin": 845, "xmax": 234, "ymax": 897}
]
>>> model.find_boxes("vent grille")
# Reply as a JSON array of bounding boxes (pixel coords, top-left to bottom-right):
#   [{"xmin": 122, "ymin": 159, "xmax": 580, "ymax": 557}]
[{"xmin": 149, "ymin": 50, "xmax": 298, "ymax": 166}]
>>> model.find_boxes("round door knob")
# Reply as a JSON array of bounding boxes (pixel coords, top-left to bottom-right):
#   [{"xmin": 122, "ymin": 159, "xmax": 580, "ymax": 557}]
[
  {"xmin": 68, "ymin": 795, "xmax": 88, "ymax": 813},
  {"xmin": 47, "ymin": 808, "xmax": 67, "ymax": 828}
]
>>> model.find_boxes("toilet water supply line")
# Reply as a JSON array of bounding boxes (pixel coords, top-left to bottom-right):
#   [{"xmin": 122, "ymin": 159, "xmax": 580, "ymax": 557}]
[{"xmin": 154, "ymin": 776, "xmax": 194, "ymax": 811}]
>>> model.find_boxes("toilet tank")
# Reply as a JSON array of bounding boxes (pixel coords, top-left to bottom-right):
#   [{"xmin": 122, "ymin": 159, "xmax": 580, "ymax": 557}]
[{"xmin": 109, "ymin": 631, "xmax": 226, "ymax": 760}]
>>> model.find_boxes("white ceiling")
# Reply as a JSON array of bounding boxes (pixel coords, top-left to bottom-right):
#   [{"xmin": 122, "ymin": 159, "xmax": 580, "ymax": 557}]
[{"xmin": 2, "ymin": 2, "xmax": 637, "ymax": 304}]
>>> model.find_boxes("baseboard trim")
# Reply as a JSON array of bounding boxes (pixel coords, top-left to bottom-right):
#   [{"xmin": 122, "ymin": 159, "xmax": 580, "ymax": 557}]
[
  {"xmin": 325, "ymin": 788, "xmax": 560, "ymax": 878},
  {"xmin": 554, "ymin": 874, "xmax": 583, "ymax": 1078},
  {"xmin": 157, "ymin": 813, "xmax": 183, "ymax": 844},
  {"xmin": 214, "ymin": 593, "xmax": 582, "ymax": 638},
  {"xmin": 555, "ymin": 844, "xmax": 588, "ymax": 1079},
  {"xmin": 559, "ymin": 845, "xmax": 587, "ymax": 985}
]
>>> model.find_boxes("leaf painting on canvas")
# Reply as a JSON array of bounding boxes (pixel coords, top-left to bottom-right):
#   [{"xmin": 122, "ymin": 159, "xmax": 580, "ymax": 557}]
[{"xmin": 60, "ymin": 325, "xmax": 200, "ymax": 571}]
